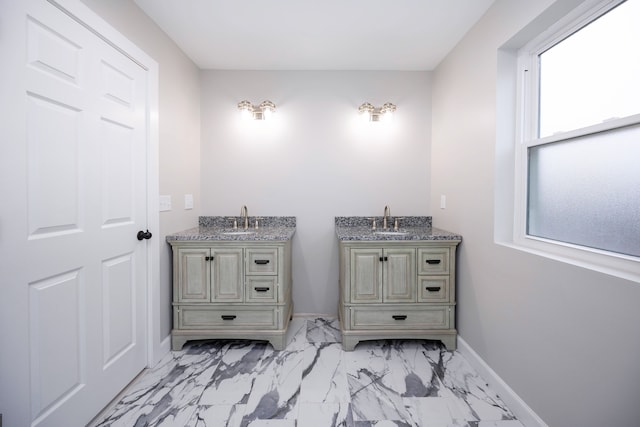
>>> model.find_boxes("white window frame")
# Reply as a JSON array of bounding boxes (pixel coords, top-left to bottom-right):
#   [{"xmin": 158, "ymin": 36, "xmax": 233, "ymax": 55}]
[{"xmin": 512, "ymin": 0, "xmax": 640, "ymax": 282}]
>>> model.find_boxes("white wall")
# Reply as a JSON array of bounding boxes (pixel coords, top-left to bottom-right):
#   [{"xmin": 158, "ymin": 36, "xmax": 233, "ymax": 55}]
[
  {"xmin": 431, "ymin": 1, "xmax": 640, "ymax": 426},
  {"xmin": 200, "ymin": 70, "xmax": 432, "ymax": 314},
  {"xmin": 81, "ymin": 0, "xmax": 201, "ymax": 340}
]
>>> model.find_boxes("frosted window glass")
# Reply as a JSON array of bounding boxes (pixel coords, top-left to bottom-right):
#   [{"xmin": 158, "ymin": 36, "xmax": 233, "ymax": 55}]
[
  {"xmin": 527, "ymin": 125, "xmax": 640, "ymax": 257},
  {"xmin": 539, "ymin": 0, "xmax": 640, "ymax": 137}
]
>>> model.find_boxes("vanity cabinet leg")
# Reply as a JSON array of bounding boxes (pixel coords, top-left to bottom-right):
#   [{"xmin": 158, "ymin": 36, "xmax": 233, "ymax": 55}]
[
  {"xmin": 171, "ymin": 335, "xmax": 188, "ymax": 351},
  {"xmin": 441, "ymin": 335, "xmax": 457, "ymax": 351},
  {"xmin": 342, "ymin": 336, "xmax": 358, "ymax": 351}
]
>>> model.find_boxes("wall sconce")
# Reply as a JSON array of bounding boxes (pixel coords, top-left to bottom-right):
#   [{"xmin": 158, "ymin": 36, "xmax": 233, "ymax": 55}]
[
  {"xmin": 238, "ymin": 100, "xmax": 276, "ymax": 120},
  {"xmin": 358, "ymin": 102, "xmax": 396, "ymax": 122}
]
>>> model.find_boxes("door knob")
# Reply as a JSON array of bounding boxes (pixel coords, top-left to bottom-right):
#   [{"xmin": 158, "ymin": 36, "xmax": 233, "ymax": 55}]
[{"xmin": 137, "ymin": 230, "xmax": 152, "ymax": 241}]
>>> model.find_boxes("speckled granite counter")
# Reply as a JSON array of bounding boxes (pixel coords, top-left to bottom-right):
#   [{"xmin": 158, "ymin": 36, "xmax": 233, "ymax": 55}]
[
  {"xmin": 335, "ymin": 216, "xmax": 461, "ymax": 241},
  {"xmin": 166, "ymin": 216, "xmax": 296, "ymax": 242}
]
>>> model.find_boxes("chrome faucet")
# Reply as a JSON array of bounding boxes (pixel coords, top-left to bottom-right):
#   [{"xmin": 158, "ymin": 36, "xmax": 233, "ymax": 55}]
[
  {"xmin": 240, "ymin": 205, "xmax": 249, "ymax": 230},
  {"xmin": 383, "ymin": 205, "xmax": 391, "ymax": 229}
]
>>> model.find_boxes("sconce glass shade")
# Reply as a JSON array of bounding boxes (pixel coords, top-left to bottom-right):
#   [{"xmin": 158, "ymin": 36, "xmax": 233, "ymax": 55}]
[
  {"xmin": 358, "ymin": 102, "xmax": 375, "ymax": 122},
  {"xmin": 238, "ymin": 100, "xmax": 253, "ymax": 120},
  {"xmin": 259, "ymin": 100, "xmax": 276, "ymax": 120},
  {"xmin": 380, "ymin": 102, "xmax": 396, "ymax": 121}
]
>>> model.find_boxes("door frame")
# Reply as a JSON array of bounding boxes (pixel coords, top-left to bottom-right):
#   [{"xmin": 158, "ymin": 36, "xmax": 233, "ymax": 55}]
[{"xmin": 50, "ymin": 0, "xmax": 162, "ymax": 366}]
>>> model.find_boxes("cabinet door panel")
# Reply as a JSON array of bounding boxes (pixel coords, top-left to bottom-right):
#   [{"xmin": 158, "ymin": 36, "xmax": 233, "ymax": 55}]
[
  {"xmin": 383, "ymin": 248, "xmax": 416, "ymax": 302},
  {"xmin": 350, "ymin": 248, "xmax": 383, "ymax": 303},
  {"xmin": 177, "ymin": 247, "xmax": 210, "ymax": 302},
  {"xmin": 212, "ymin": 248, "xmax": 244, "ymax": 302}
]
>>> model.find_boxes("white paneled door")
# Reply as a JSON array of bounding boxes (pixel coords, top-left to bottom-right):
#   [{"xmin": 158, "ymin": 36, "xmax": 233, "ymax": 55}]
[{"xmin": 0, "ymin": 1, "xmax": 150, "ymax": 425}]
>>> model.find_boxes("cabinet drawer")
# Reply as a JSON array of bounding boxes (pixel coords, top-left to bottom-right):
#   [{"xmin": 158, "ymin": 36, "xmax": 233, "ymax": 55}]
[
  {"xmin": 350, "ymin": 306, "xmax": 450, "ymax": 330},
  {"xmin": 177, "ymin": 306, "xmax": 278, "ymax": 329},
  {"xmin": 418, "ymin": 276, "xmax": 450, "ymax": 303},
  {"xmin": 417, "ymin": 248, "xmax": 450, "ymax": 275},
  {"xmin": 245, "ymin": 276, "xmax": 278, "ymax": 303},
  {"xmin": 246, "ymin": 248, "xmax": 278, "ymax": 275}
]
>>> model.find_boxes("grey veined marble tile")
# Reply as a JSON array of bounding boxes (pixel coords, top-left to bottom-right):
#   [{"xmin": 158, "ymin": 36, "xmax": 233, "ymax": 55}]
[
  {"xmin": 300, "ymin": 343, "xmax": 350, "ymax": 404},
  {"xmin": 297, "ymin": 402, "xmax": 353, "ymax": 426},
  {"xmin": 187, "ymin": 404, "xmax": 246, "ymax": 427},
  {"xmin": 240, "ymin": 345, "xmax": 305, "ymax": 424},
  {"xmin": 90, "ymin": 320, "xmax": 520, "ymax": 427},
  {"xmin": 306, "ymin": 317, "xmax": 342, "ymax": 343},
  {"xmin": 93, "ymin": 341, "xmax": 227, "ymax": 427},
  {"xmin": 285, "ymin": 316, "xmax": 309, "ymax": 351},
  {"xmin": 198, "ymin": 341, "xmax": 273, "ymax": 406},
  {"xmin": 423, "ymin": 344, "xmax": 517, "ymax": 423}
]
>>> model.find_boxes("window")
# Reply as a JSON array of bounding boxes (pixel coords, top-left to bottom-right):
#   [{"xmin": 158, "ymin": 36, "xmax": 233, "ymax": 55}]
[{"xmin": 516, "ymin": 0, "xmax": 640, "ymax": 260}]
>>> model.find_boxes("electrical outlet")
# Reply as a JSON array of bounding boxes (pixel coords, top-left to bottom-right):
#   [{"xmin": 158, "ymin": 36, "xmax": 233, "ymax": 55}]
[{"xmin": 440, "ymin": 195, "xmax": 446, "ymax": 209}]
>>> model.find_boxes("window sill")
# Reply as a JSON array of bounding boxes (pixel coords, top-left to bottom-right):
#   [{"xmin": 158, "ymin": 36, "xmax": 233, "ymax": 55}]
[{"xmin": 496, "ymin": 236, "xmax": 640, "ymax": 283}]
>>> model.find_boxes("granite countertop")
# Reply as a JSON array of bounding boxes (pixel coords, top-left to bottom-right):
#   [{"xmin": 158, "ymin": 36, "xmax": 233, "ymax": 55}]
[
  {"xmin": 335, "ymin": 216, "xmax": 461, "ymax": 242},
  {"xmin": 166, "ymin": 216, "xmax": 296, "ymax": 242}
]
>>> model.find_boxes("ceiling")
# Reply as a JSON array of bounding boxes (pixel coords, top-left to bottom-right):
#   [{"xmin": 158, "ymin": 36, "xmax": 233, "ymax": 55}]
[{"xmin": 133, "ymin": 0, "xmax": 495, "ymax": 71}]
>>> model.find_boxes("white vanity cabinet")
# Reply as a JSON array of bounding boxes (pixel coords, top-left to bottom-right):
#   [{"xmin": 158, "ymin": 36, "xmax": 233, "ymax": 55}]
[
  {"xmin": 339, "ymin": 239, "xmax": 460, "ymax": 351},
  {"xmin": 169, "ymin": 240, "xmax": 292, "ymax": 351}
]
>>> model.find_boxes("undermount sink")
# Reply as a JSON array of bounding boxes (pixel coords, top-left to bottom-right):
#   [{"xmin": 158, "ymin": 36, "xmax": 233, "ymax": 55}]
[
  {"xmin": 374, "ymin": 231, "xmax": 408, "ymax": 236},
  {"xmin": 221, "ymin": 231, "xmax": 255, "ymax": 235}
]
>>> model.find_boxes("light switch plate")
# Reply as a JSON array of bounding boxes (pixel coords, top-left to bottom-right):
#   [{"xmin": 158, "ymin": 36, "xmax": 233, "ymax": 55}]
[
  {"xmin": 440, "ymin": 195, "xmax": 446, "ymax": 209},
  {"xmin": 184, "ymin": 194, "xmax": 194, "ymax": 210},
  {"xmin": 159, "ymin": 195, "xmax": 172, "ymax": 212}
]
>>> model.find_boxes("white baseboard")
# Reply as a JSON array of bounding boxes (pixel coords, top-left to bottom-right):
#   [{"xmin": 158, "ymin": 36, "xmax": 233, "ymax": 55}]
[{"xmin": 457, "ymin": 336, "xmax": 548, "ymax": 427}]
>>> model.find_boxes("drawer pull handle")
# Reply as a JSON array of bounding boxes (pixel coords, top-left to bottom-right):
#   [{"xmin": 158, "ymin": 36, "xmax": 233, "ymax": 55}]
[
  {"xmin": 426, "ymin": 259, "xmax": 441, "ymax": 265},
  {"xmin": 426, "ymin": 286, "xmax": 441, "ymax": 292},
  {"xmin": 392, "ymin": 315, "xmax": 407, "ymax": 320},
  {"xmin": 254, "ymin": 259, "xmax": 270, "ymax": 265},
  {"xmin": 254, "ymin": 287, "xmax": 270, "ymax": 292},
  {"xmin": 221, "ymin": 315, "xmax": 237, "ymax": 320}
]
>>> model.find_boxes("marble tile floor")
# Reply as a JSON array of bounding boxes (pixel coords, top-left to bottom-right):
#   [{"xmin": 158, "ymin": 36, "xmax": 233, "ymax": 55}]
[{"xmin": 90, "ymin": 317, "xmax": 522, "ymax": 427}]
